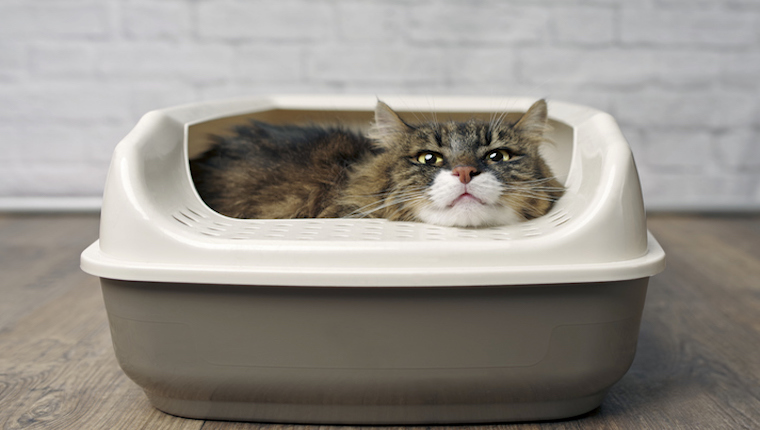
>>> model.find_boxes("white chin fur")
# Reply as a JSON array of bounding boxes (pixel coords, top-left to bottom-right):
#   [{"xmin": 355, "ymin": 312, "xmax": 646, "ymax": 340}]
[{"xmin": 416, "ymin": 170, "xmax": 523, "ymax": 227}]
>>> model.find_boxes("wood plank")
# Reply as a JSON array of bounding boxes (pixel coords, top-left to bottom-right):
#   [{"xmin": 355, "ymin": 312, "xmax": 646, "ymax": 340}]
[
  {"xmin": 0, "ymin": 214, "xmax": 203, "ymax": 430},
  {"xmin": 0, "ymin": 214, "xmax": 758, "ymax": 429},
  {"xmin": 0, "ymin": 214, "xmax": 102, "ymax": 329}
]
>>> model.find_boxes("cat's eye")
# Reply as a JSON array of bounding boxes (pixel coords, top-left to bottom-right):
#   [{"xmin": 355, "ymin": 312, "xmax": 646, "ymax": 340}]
[
  {"xmin": 485, "ymin": 149, "xmax": 511, "ymax": 164},
  {"xmin": 416, "ymin": 151, "xmax": 444, "ymax": 167}
]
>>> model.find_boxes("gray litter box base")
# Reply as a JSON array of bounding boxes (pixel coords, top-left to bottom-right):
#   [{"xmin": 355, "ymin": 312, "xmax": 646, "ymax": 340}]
[
  {"xmin": 100, "ymin": 278, "xmax": 648, "ymax": 424},
  {"xmin": 147, "ymin": 391, "xmax": 607, "ymax": 424}
]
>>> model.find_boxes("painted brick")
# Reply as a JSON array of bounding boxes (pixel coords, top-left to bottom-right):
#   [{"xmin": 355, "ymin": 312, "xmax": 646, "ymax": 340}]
[
  {"xmin": 408, "ymin": 3, "xmax": 549, "ymax": 45},
  {"xmin": 0, "ymin": 122, "xmax": 128, "ymax": 163},
  {"xmin": 0, "ymin": 83, "xmax": 193, "ymax": 125},
  {"xmin": 0, "ymin": 0, "xmax": 759, "ymax": 208},
  {"xmin": 0, "ymin": 43, "xmax": 24, "ymax": 81},
  {"xmin": 723, "ymin": 52, "xmax": 760, "ymax": 88},
  {"xmin": 0, "ymin": 160, "xmax": 24, "ymax": 195},
  {"xmin": 0, "ymin": 124, "xmax": 86, "ymax": 163},
  {"xmin": 443, "ymin": 82, "xmax": 551, "ymax": 99},
  {"xmin": 716, "ymin": 129, "xmax": 760, "ymax": 169},
  {"xmin": 519, "ymin": 48, "xmax": 654, "ymax": 87},
  {"xmin": 725, "ymin": 0, "xmax": 760, "ymax": 9},
  {"xmin": 640, "ymin": 171, "xmax": 760, "ymax": 210},
  {"xmin": 1, "ymin": 162, "xmax": 110, "ymax": 196},
  {"xmin": 128, "ymin": 83, "xmax": 199, "ymax": 119},
  {"xmin": 197, "ymin": 0, "xmax": 334, "ymax": 42},
  {"xmin": 82, "ymin": 123, "xmax": 133, "ymax": 162},
  {"xmin": 641, "ymin": 129, "xmax": 713, "ymax": 170},
  {"xmin": 652, "ymin": 50, "xmax": 724, "ymax": 87},
  {"xmin": 621, "ymin": 8, "xmax": 757, "ymax": 47},
  {"xmin": 122, "ymin": 1, "xmax": 191, "ymax": 40},
  {"xmin": 0, "ymin": 84, "xmax": 132, "ymax": 122},
  {"xmin": 233, "ymin": 46, "xmax": 304, "ymax": 83},
  {"xmin": 335, "ymin": 1, "xmax": 404, "ymax": 43},
  {"xmin": 547, "ymin": 91, "xmax": 614, "ymax": 114},
  {"xmin": 447, "ymin": 48, "xmax": 518, "ymax": 84},
  {"xmin": 551, "ymin": 6, "xmax": 616, "ymax": 46},
  {"xmin": 306, "ymin": 46, "xmax": 448, "ymax": 84},
  {"xmin": 341, "ymin": 82, "xmax": 451, "ymax": 97},
  {"xmin": 29, "ymin": 43, "xmax": 96, "ymax": 78},
  {"xmin": 619, "ymin": 127, "xmax": 646, "ymax": 160},
  {"xmin": 0, "ymin": 1, "xmax": 110, "ymax": 39},
  {"xmin": 96, "ymin": 44, "xmax": 233, "ymax": 83},
  {"xmin": 613, "ymin": 91, "xmax": 758, "ymax": 128},
  {"xmin": 197, "ymin": 83, "xmax": 337, "ymax": 101}
]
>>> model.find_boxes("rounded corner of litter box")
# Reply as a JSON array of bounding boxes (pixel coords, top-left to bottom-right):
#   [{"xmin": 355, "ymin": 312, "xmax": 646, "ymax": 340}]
[
  {"xmin": 81, "ymin": 240, "xmax": 139, "ymax": 282},
  {"xmin": 80, "ymin": 240, "xmax": 103, "ymax": 277},
  {"xmin": 644, "ymin": 230, "xmax": 667, "ymax": 275}
]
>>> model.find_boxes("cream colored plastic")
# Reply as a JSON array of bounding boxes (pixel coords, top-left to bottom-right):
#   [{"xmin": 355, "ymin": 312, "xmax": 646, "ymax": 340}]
[
  {"xmin": 81, "ymin": 95, "xmax": 665, "ymax": 287},
  {"xmin": 80, "ymin": 95, "xmax": 666, "ymax": 424}
]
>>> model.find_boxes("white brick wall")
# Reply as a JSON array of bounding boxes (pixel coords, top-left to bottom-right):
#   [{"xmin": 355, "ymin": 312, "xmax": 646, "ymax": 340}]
[{"xmin": 1, "ymin": 0, "xmax": 758, "ymax": 211}]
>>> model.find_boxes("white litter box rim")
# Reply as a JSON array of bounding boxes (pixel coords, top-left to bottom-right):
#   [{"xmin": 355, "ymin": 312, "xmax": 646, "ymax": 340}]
[
  {"xmin": 81, "ymin": 95, "xmax": 666, "ymax": 287},
  {"xmin": 81, "ymin": 232, "xmax": 665, "ymax": 287}
]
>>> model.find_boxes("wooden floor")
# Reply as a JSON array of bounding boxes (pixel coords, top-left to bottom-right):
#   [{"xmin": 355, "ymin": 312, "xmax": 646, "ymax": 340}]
[{"xmin": 1, "ymin": 213, "xmax": 758, "ymax": 430}]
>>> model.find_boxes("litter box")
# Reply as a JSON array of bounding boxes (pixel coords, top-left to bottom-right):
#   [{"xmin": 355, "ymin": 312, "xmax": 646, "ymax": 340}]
[{"xmin": 81, "ymin": 95, "xmax": 666, "ymax": 424}]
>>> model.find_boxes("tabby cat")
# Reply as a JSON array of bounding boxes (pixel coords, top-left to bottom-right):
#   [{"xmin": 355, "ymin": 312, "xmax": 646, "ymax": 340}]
[{"xmin": 190, "ymin": 99, "xmax": 564, "ymax": 228}]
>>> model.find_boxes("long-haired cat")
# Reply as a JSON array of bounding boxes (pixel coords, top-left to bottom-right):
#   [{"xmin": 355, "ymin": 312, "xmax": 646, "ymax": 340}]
[{"xmin": 190, "ymin": 100, "xmax": 564, "ymax": 228}]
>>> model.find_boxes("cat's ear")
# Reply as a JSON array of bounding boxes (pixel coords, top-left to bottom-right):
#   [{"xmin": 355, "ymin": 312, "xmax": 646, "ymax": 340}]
[
  {"xmin": 515, "ymin": 99, "xmax": 549, "ymax": 138},
  {"xmin": 368, "ymin": 101, "xmax": 412, "ymax": 146}
]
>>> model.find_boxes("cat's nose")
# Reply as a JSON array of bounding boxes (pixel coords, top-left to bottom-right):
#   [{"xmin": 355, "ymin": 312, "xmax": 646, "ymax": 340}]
[{"xmin": 452, "ymin": 166, "xmax": 480, "ymax": 184}]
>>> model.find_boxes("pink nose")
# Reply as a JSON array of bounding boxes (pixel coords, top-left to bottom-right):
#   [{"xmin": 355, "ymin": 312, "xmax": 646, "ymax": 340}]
[{"xmin": 452, "ymin": 166, "xmax": 479, "ymax": 184}]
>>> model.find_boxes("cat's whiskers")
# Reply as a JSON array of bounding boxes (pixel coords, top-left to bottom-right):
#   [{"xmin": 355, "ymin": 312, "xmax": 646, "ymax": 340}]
[
  {"xmin": 490, "ymin": 108, "xmax": 512, "ymax": 131},
  {"xmin": 504, "ymin": 186, "xmax": 565, "ymax": 194},
  {"xmin": 499, "ymin": 193, "xmax": 560, "ymax": 219},
  {"xmin": 382, "ymin": 198, "xmax": 429, "ymax": 222},
  {"xmin": 344, "ymin": 189, "xmax": 429, "ymax": 218},
  {"xmin": 503, "ymin": 184, "xmax": 565, "ymax": 195},
  {"xmin": 504, "ymin": 182, "xmax": 564, "ymax": 195},
  {"xmin": 343, "ymin": 189, "xmax": 428, "ymax": 215},
  {"xmin": 194, "ymin": 98, "xmax": 564, "ymax": 227},
  {"xmin": 405, "ymin": 110, "xmax": 430, "ymax": 127},
  {"xmin": 508, "ymin": 176, "xmax": 562, "ymax": 184},
  {"xmin": 348, "ymin": 186, "xmax": 428, "ymax": 199},
  {"xmin": 431, "ymin": 107, "xmax": 439, "ymax": 130},
  {"xmin": 488, "ymin": 109, "xmax": 502, "ymax": 131},
  {"xmin": 347, "ymin": 197, "xmax": 425, "ymax": 219},
  {"xmin": 506, "ymin": 194, "xmax": 561, "ymax": 203},
  {"xmin": 502, "ymin": 188, "xmax": 563, "ymax": 202}
]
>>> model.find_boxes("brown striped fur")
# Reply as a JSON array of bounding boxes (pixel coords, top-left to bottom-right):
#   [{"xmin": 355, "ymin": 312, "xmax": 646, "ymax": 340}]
[{"xmin": 190, "ymin": 100, "xmax": 564, "ymax": 227}]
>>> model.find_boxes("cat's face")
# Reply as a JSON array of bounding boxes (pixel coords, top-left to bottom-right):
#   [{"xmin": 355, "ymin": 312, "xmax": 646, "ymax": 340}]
[{"xmin": 367, "ymin": 100, "xmax": 564, "ymax": 227}]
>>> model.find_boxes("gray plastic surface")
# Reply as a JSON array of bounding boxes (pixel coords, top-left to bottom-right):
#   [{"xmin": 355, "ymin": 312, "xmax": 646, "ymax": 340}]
[{"xmin": 101, "ymin": 278, "xmax": 649, "ymax": 424}]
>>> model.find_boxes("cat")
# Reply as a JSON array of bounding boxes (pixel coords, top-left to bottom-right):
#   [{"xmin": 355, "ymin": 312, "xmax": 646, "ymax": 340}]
[{"xmin": 190, "ymin": 99, "xmax": 564, "ymax": 228}]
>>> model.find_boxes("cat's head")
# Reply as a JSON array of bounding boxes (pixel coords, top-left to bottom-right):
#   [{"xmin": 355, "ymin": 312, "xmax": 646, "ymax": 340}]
[{"xmin": 366, "ymin": 100, "xmax": 564, "ymax": 227}]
